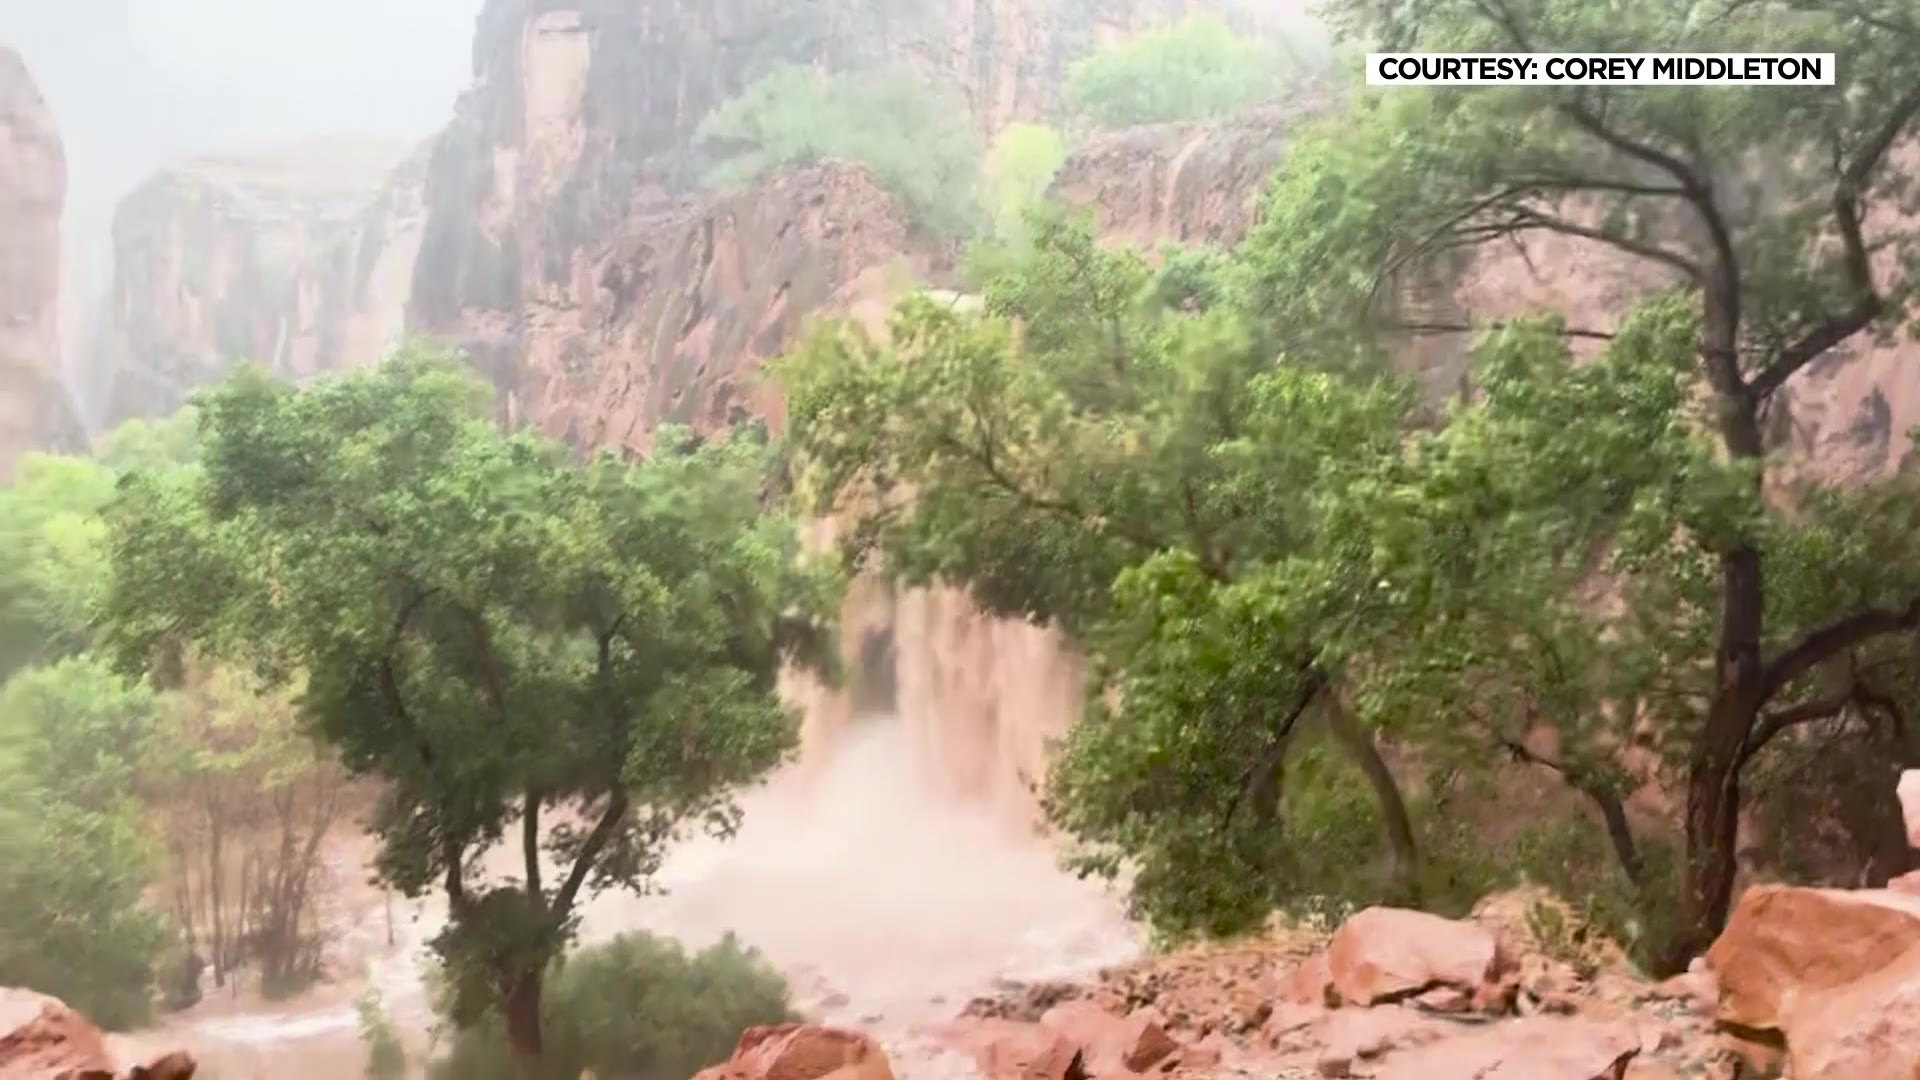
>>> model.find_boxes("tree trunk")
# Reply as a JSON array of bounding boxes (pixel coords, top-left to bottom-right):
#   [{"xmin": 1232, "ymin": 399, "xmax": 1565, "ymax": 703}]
[
  {"xmin": 1671, "ymin": 280, "xmax": 1767, "ymax": 974},
  {"xmin": 1324, "ymin": 694, "xmax": 1420, "ymax": 902},
  {"xmin": 503, "ymin": 969, "xmax": 546, "ymax": 1078}
]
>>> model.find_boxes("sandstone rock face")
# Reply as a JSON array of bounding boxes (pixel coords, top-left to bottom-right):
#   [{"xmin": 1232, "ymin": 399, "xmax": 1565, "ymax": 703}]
[
  {"xmin": 1705, "ymin": 885, "xmax": 1920, "ymax": 1080},
  {"xmin": 691, "ymin": 1024, "xmax": 895, "ymax": 1080},
  {"xmin": 0, "ymin": 988, "xmax": 195, "ymax": 1080},
  {"xmin": 93, "ymin": 138, "xmax": 428, "ymax": 426},
  {"xmin": 1050, "ymin": 107, "xmax": 1305, "ymax": 251},
  {"xmin": 1324, "ymin": 908, "xmax": 1511, "ymax": 1008},
  {"xmin": 495, "ymin": 162, "xmax": 940, "ymax": 449},
  {"xmin": 0, "ymin": 49, "xmax": 79, "ymax": 479},
  {"xmin": 410, "ymin": 0, "xmax": 1191, "ymax": 439}
]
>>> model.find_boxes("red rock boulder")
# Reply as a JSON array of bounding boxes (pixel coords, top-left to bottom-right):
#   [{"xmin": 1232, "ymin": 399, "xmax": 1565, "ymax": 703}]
[
  {"xmin": 1036, "ymin": 1002, "xmax": 1178, "ymax": 1076},
  {"xmin": 0, "ymin": 989, "xmax": 117, "ymax": 1079},
  {"xmin": 1324, "ymin": 908, "xmax": 1511, "ymax": 1008},
  {"xmin": 691, "ymin": 1025, "xmax": 895, "ymax": 1080},
  {"xmin": 1705, "ymin": 885, "xmax": 1920, "ymax": 1080},
  {"xmin": 0, "ymin": 989, "xmax": 196, "ymax": 1080}
]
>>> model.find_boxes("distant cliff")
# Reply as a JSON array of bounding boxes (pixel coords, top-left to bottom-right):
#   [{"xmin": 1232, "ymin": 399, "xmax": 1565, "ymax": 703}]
[
  {"xmin": 91, "ymin": 138, "xmax": 428, "ymax": 426},
  {"xmin": 0, "ymin": 48, "xmax": 81, "ymax": 477}
]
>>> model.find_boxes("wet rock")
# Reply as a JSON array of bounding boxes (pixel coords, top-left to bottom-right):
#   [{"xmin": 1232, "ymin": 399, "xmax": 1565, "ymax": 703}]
[
  {"xmin": 1371, "ymin": 1016, "xmax": 1639, "ymax": 1080},
  {"xmin": 1315, "ymin": 1005, "xmax": 1447, "ymax": 1078},
  {"xmin": 1776, "ymin": 942, "xmax": 1920, "ymax": 1080},
  {"xmin": 0, "ymin": 988, "xmax": 116, "ymax": 1078},
  {"xmin": 1037, "ymin": 1002, "xmax": 1179, "ymax": 1075},
  {"xmin": 691, "ymin": 1024, "xmax": 895, "ymax": 1080},
  {"xmin": 964, "ymin": 1020, "xmax": 1088, "ymax": 1080},
  {"xmin": 1325, "ymin": 908, "xmax": 1510, "ymax": 1009},
  {"xmin": 1704, "ymin": 885, "xmax": 1920, "ymax": 1033}
]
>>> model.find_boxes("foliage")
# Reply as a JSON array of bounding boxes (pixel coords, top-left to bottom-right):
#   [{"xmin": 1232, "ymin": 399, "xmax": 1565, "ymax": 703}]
[
  {"xmin": 1063, "ymin": 15, "xmax": 1293, "ymax": 129},
  {"xmin": 426, "ymin": 932, "xmax": 797, "ymax": 1080},
  {"xmin": 978, "ymin": 123, "xmax": 1069, "ymax": 249},
  {"xmin": 0, "ymin": 657, "xmax": 169, "ymax": 1028},
  {"xmin": 1284, "ymin": 0, "xmax": 1920, "ymax": 965},
  {"xmin": 103, "ymin": 344, "xmax": 839, "ymax": 1061},
  {"xmin": 149, "ymin": 660, "xmax": 347, "ymax": 996},
  {"xmin": 780, "ymin": 213, "xmax": 1424, "ymax": 931},
  {"xmin": 696, "ymin": 64, "xmax": 985, "ymax": 236},
  {"xmin": 358, "ymin": 990, "xmax": 408, "ymax": 1080}
]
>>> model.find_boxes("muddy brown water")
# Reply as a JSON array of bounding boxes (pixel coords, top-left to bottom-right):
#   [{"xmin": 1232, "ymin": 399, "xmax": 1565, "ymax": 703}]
[{"xmin": 133, "ymin": 717, "xmax": 1141, "ymax": 1078}]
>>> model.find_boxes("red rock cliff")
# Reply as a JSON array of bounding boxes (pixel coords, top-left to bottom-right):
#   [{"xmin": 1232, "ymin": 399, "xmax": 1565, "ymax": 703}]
[
  {"xmin": 92, "ymin": 138, "xmax": 428, "ymax": 426},
  {"xmin": 0, "ymin": 48, "xmax": 80, "ymax": 479}
]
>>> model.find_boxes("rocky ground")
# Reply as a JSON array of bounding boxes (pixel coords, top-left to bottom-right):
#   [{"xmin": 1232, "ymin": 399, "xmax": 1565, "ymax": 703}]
[{"xmin": 12, "ymin": 774, "xmax": 1920, "ymax": 1080}]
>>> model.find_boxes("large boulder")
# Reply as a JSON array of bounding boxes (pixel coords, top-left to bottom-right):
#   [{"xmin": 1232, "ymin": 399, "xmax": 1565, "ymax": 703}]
[
  {"xmin": 1704, "ymin": 885, "xmax": 1920, "ymax": 1032},
  {"xmin": 1036, "ymin": 1002, "xmax": 1178, "ymax": 1075},
  {"xmin": 0, "ymin": 988, "xmax": 193, "ymax": 1080},
  {"xmin": 1705, "ymin": 885, "xmax": 1920, "ymax": 1080},
  {"xmin": 1784, "ymin": 944, "xmax": 1920, "ymax": 1080},
  {"xmin": 0, "ymin": 989, "xmax": 115, "ymax": 1078},
  {"xmin": 1325, "ymin": 908, "xmax": 1511, "ymax": 1008},
  {"xmin": 691, "ymin": 1025, "xmax": 894, "ymax": 1080}
]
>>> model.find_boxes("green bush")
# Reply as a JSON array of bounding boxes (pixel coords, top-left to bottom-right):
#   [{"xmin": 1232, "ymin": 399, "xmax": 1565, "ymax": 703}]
[
  {"xmin": 359, "ymin": 990, "xmax": 408, "ymax": 1080},
  {"xmin": 1063, "ymin": 15, "xmax": 1292, "ymax": 128},
  {"xmin": 696, "ymin": 65, "xmax": 984, "ymax": 237},
  {"xmin": 979, "ymin": 123, "xmax": 1068, "ymax": 248},
  {"xmin": 427, "ymin": 932, "xmax": 798, "ymax": 1080},
  {"xmin": 0, "ymin": 658, "xmax": 169, "ymax": 1028}
]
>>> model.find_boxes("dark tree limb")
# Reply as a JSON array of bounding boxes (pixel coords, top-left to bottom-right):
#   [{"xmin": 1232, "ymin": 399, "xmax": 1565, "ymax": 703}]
[
  {"xmin": 1498, "ymin": 734, "xmax": 1647, "ymax": 888},
  {"xmin": 1388, "ymin": 318, "xmax": 1618, "ymax": 341},
  {"xmin": 551, "ymin": 790, "xmax": 630, "ymax": 921},
  {"xmin": 1761, "ymin": 597, "xmax": 1920, "ymax": 699},
  {"xmin": 523, "ymin": 791, "xmax": 543, "ymax": 902},
  {"xmin": 1747, "ymin": 79, "xmax": 1920, "ymax": 400}
]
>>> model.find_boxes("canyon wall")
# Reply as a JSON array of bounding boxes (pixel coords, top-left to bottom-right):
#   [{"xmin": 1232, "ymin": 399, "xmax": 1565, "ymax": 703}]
[
  {"xmin": 91, "ymin": 137, "xmax": 427, "ymax": 426},
  {"xmin": 408, "ymin": 0, "xmax": 1196, "ymax": 445},
  {"xmin": 0, "ymin": 48, "xmax": 80, "ymax": 478}
]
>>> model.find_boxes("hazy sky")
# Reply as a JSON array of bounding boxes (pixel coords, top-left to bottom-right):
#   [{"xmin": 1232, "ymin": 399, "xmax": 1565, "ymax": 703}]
[{"xmin": 0, "ymin": 0, "xmax": 483, "ymax": 361}]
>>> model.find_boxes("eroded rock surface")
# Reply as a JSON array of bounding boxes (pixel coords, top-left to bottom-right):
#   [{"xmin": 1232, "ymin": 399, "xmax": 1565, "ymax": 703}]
[
  {"xmin": 0, "ymin": 48, "xmax": 79, "ymax": 478},
  {"xmin": 692, "ymin": 1024, "xmax": 896, "ymax": 1080},
  {"xmin": 93, "ymin": 138, "xmax": 427, "ymax": 425},
  {"xmin": 0, "ymin": 988, "xmax": 195, "ymax": 1080}
]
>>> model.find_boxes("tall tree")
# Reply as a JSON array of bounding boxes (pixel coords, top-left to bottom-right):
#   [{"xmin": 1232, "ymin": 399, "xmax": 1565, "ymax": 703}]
[
  {"xmin": 103, "ymin": 348, "xmax": 840, "ymax": 1071},
  {"xmin": 1251, "ymin": 0, "xmax": 1920, "ymax": 963},
  {"xmin": 781, "ymin": 214, "xmax": 1423, "ymax": 933}
]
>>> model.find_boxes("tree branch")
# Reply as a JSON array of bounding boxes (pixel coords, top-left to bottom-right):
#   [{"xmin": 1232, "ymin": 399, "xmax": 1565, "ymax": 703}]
[
  {"xmin": 1747, "ymin": 80, "xmax": 1920, "ymax": 400},
  {"xmin": 523, "ymin": 791, "xmax": 543, "ymax": 902},
  {"xmin": 1761, "ymin": 597, "xmax": 1920, "ymax": 699},
  {"xmin": 1740, "ymin": 691, "xmax": 1853, "ymax": 768},
  {"xmin": 551, "ymin": 791, "xmax": 629, "ymax": 920},
  {"xmin": 1497, "ymin": 733, "xmax": 1646, "ymax": 888},
  {"xmin": 1225, "ymin": 662, "xmax": 1328, "ymax": 830}
]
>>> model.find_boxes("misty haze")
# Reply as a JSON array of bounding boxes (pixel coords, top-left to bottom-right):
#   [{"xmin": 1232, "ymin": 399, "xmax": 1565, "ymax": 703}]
[{"xmin": 1, "ymin": 3, "xmax": 1918, "ymax": 1080}]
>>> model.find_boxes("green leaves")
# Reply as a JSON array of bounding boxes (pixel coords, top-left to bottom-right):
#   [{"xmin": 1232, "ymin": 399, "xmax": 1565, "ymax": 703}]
[
  {"xmin": 696, "ymin": 65, "xmax": 986, "ymax": 237},
  {"xmin": 101, "ymin": 343, "xmax": 835, "ymax": 996},
  {"xmin": 1063, "ymin": 15, "xmax": 1306, "ymax": 129}
]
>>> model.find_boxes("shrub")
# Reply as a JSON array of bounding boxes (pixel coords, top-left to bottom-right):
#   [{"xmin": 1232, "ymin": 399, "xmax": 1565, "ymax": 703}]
[
  {"xmin": 1063, "ymin": 15, "xmax": 1291, "ymax": 128},
  {"xmin": 427, "ymin": 931, "xmax": 798, "ymax": 1080},
  {"xmin": 359, "ymin": 990, "xmax": 408, "ymax": 1080},
  {"xmin": 979, "ymin": 123, "xmax": 1068, "ymax": 247},
  {"xmin": 696, "ymin": 65, "xmax": 984, "ymax": 237}
]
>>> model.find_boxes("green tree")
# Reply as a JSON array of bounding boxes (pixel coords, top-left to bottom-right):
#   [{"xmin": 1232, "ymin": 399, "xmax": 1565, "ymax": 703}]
[
  {"xmin": 979, "ymin": 123, "xmax": 1069, "ymax": 248},
  {"xmin": 103, "ymin": 347, "xmax": 840, "ymax": 1071},
  {"xmin": 1249, "ymin": 0, "xmax": 1920, "ymax": 966},
  {"xmin": 696, "ymin": 65, "xmax": 985, "ymax": 237},
  {"xmin": 358, "ymin": 989, "xmax": 408, "ymax": 1080},
  {"xmin": 779, "ymin": 214, "xmax": 1423, "ymax": 934},
  {"xmin": 1063, "ymin": 15, "xmax": 1291, "ymax": 129},
  {"xmin": 0, "ymin": 657, "xmax": 169, "ymax": 1027}
]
